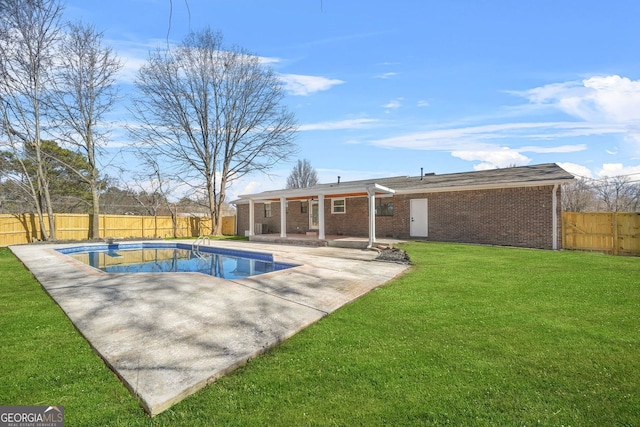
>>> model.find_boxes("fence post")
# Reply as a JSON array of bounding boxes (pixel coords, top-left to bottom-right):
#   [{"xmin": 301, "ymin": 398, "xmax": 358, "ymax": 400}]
[
  {"xmin": 562, "ymin": 214, "xmax": 567, "ymax": 249},
  {"xmin": 613, "ymin": 213, "xmax": 619, "ymax": 256}
]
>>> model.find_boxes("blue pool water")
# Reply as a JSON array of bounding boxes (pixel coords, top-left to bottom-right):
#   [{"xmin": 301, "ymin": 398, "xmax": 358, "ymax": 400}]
[{"xmin": 57, "ymin": 242, "xmax": 298, "ymax": 279}]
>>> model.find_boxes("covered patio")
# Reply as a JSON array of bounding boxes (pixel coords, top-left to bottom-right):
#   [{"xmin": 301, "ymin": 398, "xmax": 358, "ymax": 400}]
[{"xmin": 239, "ymin": 182, "xmax": 397, "ymax": 249}]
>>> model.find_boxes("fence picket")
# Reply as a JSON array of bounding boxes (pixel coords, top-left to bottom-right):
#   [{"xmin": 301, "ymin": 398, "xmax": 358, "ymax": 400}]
[
  {"xmin": 0, "ymin": 214, "xmax": 236, "ymax": 246},
  {"xmin": 562, "ymin": 212, "xmax": 640, "ymax": 256}
]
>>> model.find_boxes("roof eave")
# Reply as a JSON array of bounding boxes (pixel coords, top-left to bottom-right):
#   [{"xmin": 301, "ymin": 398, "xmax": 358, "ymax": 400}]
[
  {"xmin": 237, "ymin": 182, "xmax": 395, "ymax": 202},
  {"xmin": 232, "ymin": 175, "xmax": 574, "ymax": 204},
  {"xmin": 393, "ymin": 177, "xmax": 574, "ymax": 194}
]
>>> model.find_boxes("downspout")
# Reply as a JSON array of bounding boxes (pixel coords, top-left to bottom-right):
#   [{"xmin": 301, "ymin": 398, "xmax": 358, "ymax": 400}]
[{"xmin": 552, "ymin": 184, "xmax": 559, "ymax": 250}]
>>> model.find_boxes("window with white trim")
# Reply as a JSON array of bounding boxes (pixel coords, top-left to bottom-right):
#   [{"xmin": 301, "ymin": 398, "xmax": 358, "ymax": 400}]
[
  {"xmin": 375, "ymin": 199, "xmax": 394, "ymax": 216},
  {"xmin": 264, "ymin": 202, "xmax": 272, "ymax": 218},
  {"xmin": 331, "ymin": 198, "xmax": 345, "ymax": 214}
]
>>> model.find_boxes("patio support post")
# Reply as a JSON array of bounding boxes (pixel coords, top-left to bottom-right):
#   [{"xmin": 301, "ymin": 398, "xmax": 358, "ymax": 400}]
[
  {"xmin": 248, "ymin": 199, "xmax": 255, "ymax": 236},
  {"xmin": 318, "ymin": 194, "xmax": 325, "ymax": 240},
  {"xmin": 367, "ymin": 188, "xmax": 376, "ymax": 249},
  {"xmin": 280, "ymin": 197, "xmax": 287, "ymax": 238}
]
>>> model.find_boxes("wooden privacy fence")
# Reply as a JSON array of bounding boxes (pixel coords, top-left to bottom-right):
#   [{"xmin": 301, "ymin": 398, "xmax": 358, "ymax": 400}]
[
  {"xmin": 562, "ymin": 212, "xmax": 640, "ymax": 256},
  {"xmin": 0, "ymin": 213, "xmax": 236, "ymax": 246}
]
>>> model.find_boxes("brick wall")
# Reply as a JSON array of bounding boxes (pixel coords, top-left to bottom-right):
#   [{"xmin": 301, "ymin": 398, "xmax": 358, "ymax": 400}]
[
  {"xmin": 391, "ymin": 185, "xmax": 560, "ymax": 249},
  {"xmin": 235, "ymin": 184, "xmax": 562, "ymax": 249},
  {"xmin": 236, "ymin": 201, "xmax": 311, "ymax": 235}
]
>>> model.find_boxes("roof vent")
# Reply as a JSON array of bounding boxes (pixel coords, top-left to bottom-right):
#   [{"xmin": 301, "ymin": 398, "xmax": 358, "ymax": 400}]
[{"xmin": 337, "ymin": 176, "xmax": 341, "ymax": 184}]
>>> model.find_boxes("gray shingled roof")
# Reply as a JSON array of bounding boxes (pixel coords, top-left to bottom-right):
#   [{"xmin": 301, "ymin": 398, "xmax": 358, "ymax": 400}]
[
  {"xmin": 236, "ymin": 163, "xmax": 574, "ymax": 201},
  {"xmin": 364, "ymin": 162, "xmax": 574, "ymax": 192}
]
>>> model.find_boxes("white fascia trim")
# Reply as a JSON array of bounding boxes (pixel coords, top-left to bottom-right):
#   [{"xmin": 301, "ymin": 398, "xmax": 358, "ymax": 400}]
[
  {"xmin": 367, "ymin": 183, "xmax": 396, "ymax": 195},
  {"xmin": 392, "ymin": 179, "xmax": 574, "ymax": 195},
  {"xmin": 233, "ymin": 179, "xmax": 571, "ymax": 203},
  {"xmin": 237, "ymin": 182, "xmax": 396, "ymax": 203}
]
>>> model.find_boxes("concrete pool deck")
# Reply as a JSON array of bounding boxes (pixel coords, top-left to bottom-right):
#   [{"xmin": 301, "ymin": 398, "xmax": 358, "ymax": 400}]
[{"xmin": 9, "ymin": 240, "xmax": 409, "ymax": 416}]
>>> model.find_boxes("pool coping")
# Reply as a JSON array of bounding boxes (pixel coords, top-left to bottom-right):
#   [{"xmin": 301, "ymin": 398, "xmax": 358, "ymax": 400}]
[
  {"xmin": 10, "ymin": 240, "xmax": 409, "ymax": 416},
  {"xmin": 58, "ymin": 242, "xmax": 299, "ymax": 276}
]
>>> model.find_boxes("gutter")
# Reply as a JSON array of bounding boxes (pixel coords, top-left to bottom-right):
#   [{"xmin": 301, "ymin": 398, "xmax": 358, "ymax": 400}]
[{"xmin": 392, "ymin": 179, "xmax": 574, "ymax": 195}]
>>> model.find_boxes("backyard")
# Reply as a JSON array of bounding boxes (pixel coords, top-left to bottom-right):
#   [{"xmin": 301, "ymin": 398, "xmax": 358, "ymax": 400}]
[{"xmin": 0, "ymin": 242, "xmax": 638, "ymax": 426}]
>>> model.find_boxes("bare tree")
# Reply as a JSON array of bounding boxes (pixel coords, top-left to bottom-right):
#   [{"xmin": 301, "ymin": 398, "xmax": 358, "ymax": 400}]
[
  {"xmin": 0, "ymin": 106, "xmax": 42, "ymax": 217},
  {"xmin": 286, "ymin": 158, "xmax": 319, "ymax": 189},
  {"xmin": 47, "ymin": 21, "xmax": 122, "ymax": 238},
  {"xmin": 0, "ymin": 0, "xmax": 64, "ymax": 240},
  {"xmin": 594, "ymin": 176, "xmax": 640, "ymax": 212},
  {"xmin": 130, "ymin": 152, "xmax": 181, "ymax": 236},
  {"xmin": 561, "ymin": 179, "xmax": 596, "ymax": 212},
  {"xmin": 129, "ymin": 27, "xmax": 297, "ymax": 235}
]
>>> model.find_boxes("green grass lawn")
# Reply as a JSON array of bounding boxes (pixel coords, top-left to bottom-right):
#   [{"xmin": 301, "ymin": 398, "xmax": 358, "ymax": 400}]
[{"xmin": 1, "ymin": 242, "xmax": 638, "ymax": 426}]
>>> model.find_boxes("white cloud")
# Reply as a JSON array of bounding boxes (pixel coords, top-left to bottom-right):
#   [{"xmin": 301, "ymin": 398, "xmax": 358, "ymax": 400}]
[
  {"xmin": 298, "ymin": 118, "xmax": 379, "ymax": 131},
  {"xmin": 417, "ymin": 100, "xmax": 430, "ymax": 107},
  {"xmin": 523, "ymin": 76, "xmax": 640, "ymax": 122},
  {"xmin": 520, "ymin": 144, "xmax": 587, "ymax": 153},
  {"xmin": 230, "ymin": 173, "xmax": 288, "ymax": 200},
  {"xmin": 257, "ymin": 55, "xmax": 281, "ymax": 65},
  {"xmin": 473, "ymin": 162, "xmax": 502, "ymax": 171},
  {"xmin": 278, "ymin": 74, "xmax": 344, "ymax": 96},
  {"xmin": 117, "ymin": 55, "xmax": 146, "ymax": 84},
  {"xmin": 382, "ymin": 98, "xmax": 403, "ymax": 110},
  {"xmin": 356, "ymin": 74, "xmax": 640, "ymax": 172},
  {"xmin": 107, "ymin": 38, "xmax": 162, "ymax": 84},
  {"xmin": 369, "ymin": 122, "xmax": 597, "ymax": 151},
  {"xmin": 557, "ymin": 162, "xmax": 594, "ymax": 178},
  {"xmin": 368, "ymin": 122, "xmax": 589, "ymax": 170},
  {"xmin": 555, "ymin": 162, "xmax": 640, "ymax": 180},
  {"xmin": 516, "ymin": 75, "xmax": 640, "ymax": 144},
  {"xmin": 597, "ymin": 163, "xmax": 640, "ymax": 179},
  {"xmin": 233, "ymin": 180, "xmax": 268, "ymax": 199},
  {"xmin": 451, "ymin": 147, "xmax": 531, "ymax": 169},
  {"xmin": 109, "ymin": 39, "xmax": 283, "ymax": 85},
  {"xmin": 581, "ymin": 76, "xmax": 640, "ymax": 122},
  {"xmin": 375, "ymin": 72, "xmax": 398, "ymax": 79},
  {"xmin": 624, "ymin": 133, "xmax": 640, "ymax": 157}
]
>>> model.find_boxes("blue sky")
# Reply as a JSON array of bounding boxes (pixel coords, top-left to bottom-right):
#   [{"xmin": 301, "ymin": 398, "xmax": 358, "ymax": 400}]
[{"xmin": 64, "ymin": 0, "xmax": 640, "ymax": 200}]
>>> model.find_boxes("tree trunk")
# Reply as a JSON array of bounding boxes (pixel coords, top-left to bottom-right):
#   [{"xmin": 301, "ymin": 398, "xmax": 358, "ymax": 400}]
[
  {"xmin": 91, "ymin": 183, "xmax": 100, "ymax": 239},
  {"xmin": 212, "ymin": 176, "xmax": 226, "ymax": 236},
  {"xmin": 34, "ymin": 99, "xmax": 56, "ymax": 240},
  {"xmin": 35, "ymin": 196, "xmax": 48, "ymax": 241}
]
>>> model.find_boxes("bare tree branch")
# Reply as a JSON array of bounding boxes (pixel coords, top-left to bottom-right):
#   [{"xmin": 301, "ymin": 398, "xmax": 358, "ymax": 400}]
[
  {"xmin": 561, "ymin": 179, "xmax": 596, "ymax": 212},
  {"xmin": 0, "ymin": 0, "xmax": 65, "ymax": 239},
  {"xmin": 47, "ymin": 20, "xmax": 122, "ymax": 238},
  {"xmin": 129, "ymin": 27, "xmax": 298, "ymax": 234},
  {"xmin": 286, "ymin": 158, "xmax": 319, "ymax": 189},
  {"xmin": 593, "ymin": 176, "xmax": 640, "ymax": 212}
]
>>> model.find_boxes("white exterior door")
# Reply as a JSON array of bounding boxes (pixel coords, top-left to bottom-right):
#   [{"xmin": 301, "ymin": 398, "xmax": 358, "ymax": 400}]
[
  {"xmin": 309, "ymin": 201, "xmax": 319, "ymax": 230},
  {"xmin": 410, "ymin": 198, "xmax": 428, "ymax": 237}
]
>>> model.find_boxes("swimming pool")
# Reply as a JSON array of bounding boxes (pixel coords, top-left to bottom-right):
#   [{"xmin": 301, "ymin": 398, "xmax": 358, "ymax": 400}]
[{"xmin": 57, "ymin": 242, "xmax": 298, "ymax": 279}]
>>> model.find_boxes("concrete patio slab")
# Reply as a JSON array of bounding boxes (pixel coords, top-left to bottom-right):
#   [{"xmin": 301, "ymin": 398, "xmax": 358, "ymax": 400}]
[{"xmin": 9, "ymin": 240, "xmax": 409, "ymax": 416}]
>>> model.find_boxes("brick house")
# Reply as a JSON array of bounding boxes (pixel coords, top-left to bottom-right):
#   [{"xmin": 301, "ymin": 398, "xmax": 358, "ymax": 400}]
[{"xmin": 233, "ymin": 163, "xmax": 574, "ymax": 250}]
